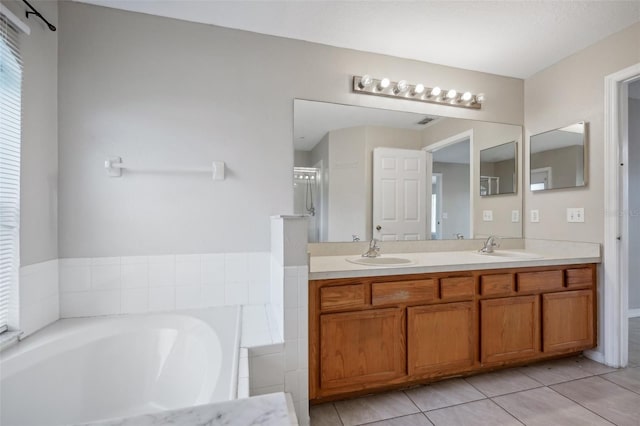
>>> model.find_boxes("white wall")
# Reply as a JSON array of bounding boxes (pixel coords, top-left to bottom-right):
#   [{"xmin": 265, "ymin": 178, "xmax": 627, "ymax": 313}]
[
  {"xmin": 57, "ymin": 2, "xmax": 523, "ymax": 258},
  {"xmin": 2, "ymin": 0, "xmax": 60, "ymax": 336},
  {"xmin": 524, "ymin": 23, "xmax": 640, "ymax": 243},
  {"xmin": 2, "ymin": 0, "xmax": 58, "ymax": 267},
  {"xmin": 629, "ymin": 96, "xmax": 640, "ymax": 310}
]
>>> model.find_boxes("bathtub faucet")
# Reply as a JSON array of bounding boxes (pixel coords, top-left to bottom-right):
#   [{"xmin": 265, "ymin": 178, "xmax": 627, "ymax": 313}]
[
  {"xmin": 362, "ymin": 239, "xmax": 380, "ymax": 258},
  {"xmin": 479, "ymin": 235, "xmax": 501, "ymax": 253}
]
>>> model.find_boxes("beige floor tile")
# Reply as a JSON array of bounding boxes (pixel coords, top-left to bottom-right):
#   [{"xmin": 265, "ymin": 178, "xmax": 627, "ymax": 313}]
[
  {"xmin": 426, "ymin": 399, "xmax": 522, "ymax": 426},
  {"xmin": 464, "ymin": 368, "xmax": 542, "ymax": 397},
  {"xmin": 310, "ymin": 403, "xmax": 343, "ymax": 426},
  {"xmin": 551, "ymin": 376, "xmax": 640, "ymax": 426},
  {"xmin": 363, "ymin": 413, "xmax": 433, "ymax": 426},
  {"xmin": 493, "ymin": 387, "xmax": 613, "ymax": 426},
  {"xmin": 602, "ymin": 366, "xmax": 640, "ymax": 394},
  {"xmin": 404, "ymin": 378, "xmax": 485, "ymax": 412},
  {"xmin": 560, "ymin": 356, "xmax": 619, "ymax": 375},
  {"xmin": 518, "ymin": 357, "xmax": 595, "ymax": 385},
  {"xmin": 334, "ymin": 391, "xmax": 420, "ymax": 426}
]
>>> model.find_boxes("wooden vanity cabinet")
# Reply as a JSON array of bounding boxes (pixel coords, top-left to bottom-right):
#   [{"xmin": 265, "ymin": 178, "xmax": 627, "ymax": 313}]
[{"xmin": 309, "ymin": 263, "xmax": 597, "ymax": 401}]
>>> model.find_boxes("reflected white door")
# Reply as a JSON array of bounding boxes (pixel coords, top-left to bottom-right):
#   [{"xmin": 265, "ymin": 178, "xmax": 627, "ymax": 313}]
[{"xmin": 373, "ymin": 148, "xmax": 428, "ymax": 241}]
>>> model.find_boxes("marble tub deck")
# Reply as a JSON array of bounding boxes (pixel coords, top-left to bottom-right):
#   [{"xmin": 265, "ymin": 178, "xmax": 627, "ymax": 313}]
[{"xmin": 79, "ymin": 392, "xmax": 297, "ymax": 426}]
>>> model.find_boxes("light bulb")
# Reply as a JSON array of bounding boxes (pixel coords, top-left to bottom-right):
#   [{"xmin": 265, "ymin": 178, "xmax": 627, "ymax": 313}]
[
  {"xmin": 475, "ymin": 93, "xmax": 486, "ymax": 104},
  {"xmin": 461, "ymin": 91, "xmax": 472, "ymax": 102},
  {"xmin": 394, "ymin": 80, "xmax": 408, "ymax": 94},
  {"xmin": 359, "ymin": 74, "xmax": 373, "ymax": 89},
  {"xmin": 430, "ymin": 86, "xmax": 442, "ymax": 97},
  {"xmin": 446, "ymin": 89, "xmax": 457, "ymax": 99},
  {"xmin": 412, "ymin": 84, "xmax": 425, "ymax": 96},
  {"xmin": 378, "ymin": 78, "xmax": 390, "ymax": 90}
]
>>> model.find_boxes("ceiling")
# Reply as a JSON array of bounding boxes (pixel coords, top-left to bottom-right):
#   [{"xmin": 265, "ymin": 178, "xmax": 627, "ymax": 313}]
[
  {"xmin": 75, "ymin": 0, "xmax": 640, "ymax": 79},
  {"xmin": 294, "ymin": 100, "xmax": 438, "ymax": 151}
]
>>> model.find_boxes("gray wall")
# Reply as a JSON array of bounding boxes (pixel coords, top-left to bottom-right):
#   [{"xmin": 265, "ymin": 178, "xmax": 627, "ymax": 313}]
[
  {"xmin": 433, "ymin": 162, "xmax": 470, "ymax": 239},
  {"xmin": 531, "ymin": 145, "xmax": 583, "ymax": 190},
  {"xmin": 57, "ymin": 2, "xmax": 523, "ymax": 257},
  {"xmin": 2, "ymin": 0, "xmax": 58, "ymax": 266},
  {"xmin": 524, "ymin": 22, "xmax": 640, "ymax": 243},
  {"xmin": 629, "ymin": 96, "xmax": 640, "ymax": 310}
]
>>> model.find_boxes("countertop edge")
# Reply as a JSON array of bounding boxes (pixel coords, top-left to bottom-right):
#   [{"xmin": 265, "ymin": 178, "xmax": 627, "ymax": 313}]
[{"xmin": 308, "ymin": 256, "xmax": 601, "ymax": 280}]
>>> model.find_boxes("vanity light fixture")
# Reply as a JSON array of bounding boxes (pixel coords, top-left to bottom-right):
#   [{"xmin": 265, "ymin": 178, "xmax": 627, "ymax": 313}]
[
  {"xmin": 358, "ymin": 74, "xmax": 373, "ymax": 89},
  {"xmin": 394, "ymin": 80, "xmax": 409, "ymax": 94},
  {"xmin": 377, "ymin": 77, "xmax": 391, "ymax": 91},
  {"xmin": 352, "ymin": 75, "xmax": 482, "ymax": 110}
]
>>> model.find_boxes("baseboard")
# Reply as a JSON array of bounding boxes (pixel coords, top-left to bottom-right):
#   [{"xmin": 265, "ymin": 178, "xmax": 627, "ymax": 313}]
[
  {"xmin": 628, "ymin": 308, "xmax": 640, "ymax": 318},
  {"xmin": 583, "ymin": 349, "xmax": 605, "ymax": 364}
]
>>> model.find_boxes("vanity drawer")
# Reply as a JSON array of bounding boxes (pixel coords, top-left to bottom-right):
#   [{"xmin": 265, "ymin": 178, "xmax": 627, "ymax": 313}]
[
  {"xmin": 440, "ymin": 277, "xmax": 475, "ymax": 300},
  {"xmin": 480, "ymin": 274, "xmax": 515, "ymax": 296},
  {"xmin": 320, "ymin": 284, "xmax": 367, "ymax": 311},
  {"xmin": 372, "ymin": 279, "xmax": 438, "ymax": 306},
  {"xmin": 517, "ymin": 270, "xmax": 563, "ymax": 293},
  {"xmin": 565, "ymin": 267, "xmax": 594, "ymax": 289}
]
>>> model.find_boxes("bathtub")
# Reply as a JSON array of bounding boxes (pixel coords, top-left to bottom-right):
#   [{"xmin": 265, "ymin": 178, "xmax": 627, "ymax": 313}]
[{"xmin": 0, "ymin": 306, "xmax": 241, "ymax": 426}]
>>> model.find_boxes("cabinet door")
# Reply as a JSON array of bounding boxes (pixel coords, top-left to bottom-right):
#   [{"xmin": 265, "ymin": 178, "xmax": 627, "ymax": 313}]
[
  {"xmin": 408, "ymin": 302, "xmax": 475, "ymax": 376},
  {"xmin": 320, "ymin": 308, "xmax": 405, "ymax": 390},
  {"xmin": 481, "ymin": 296, "xmax": 540, "ymax": 364},
  {"xmin": 543, "ymin": 290, "xmax": 594, "ymax": 353}
]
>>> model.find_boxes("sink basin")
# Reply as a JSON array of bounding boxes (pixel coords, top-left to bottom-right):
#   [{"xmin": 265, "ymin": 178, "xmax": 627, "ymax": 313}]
[
  {"xmin": 347, "ymin": 256, "xmax": 414, "ymax": 266},
  {"xmin": 473, "ymin": 250, "xmax": 543, "ymax": 260}
]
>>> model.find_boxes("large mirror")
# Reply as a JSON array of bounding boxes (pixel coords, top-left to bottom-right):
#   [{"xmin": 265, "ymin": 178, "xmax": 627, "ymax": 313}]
[
  {"xmin": 293, "ymin": 99, "xmax": 523, "ymax": 243},
  {"xmin": 480, "ymin": 141, "xmax": 517, "ymax": 196},
  {"xmin": 530, "ymin": 122, "xmax": 587, "ymax": 191}
]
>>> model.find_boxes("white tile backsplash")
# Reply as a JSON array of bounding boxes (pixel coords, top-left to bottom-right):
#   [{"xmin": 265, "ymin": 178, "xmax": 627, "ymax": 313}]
[
  {"xmin": 59, "ymin": 252, "xmax": 270, "ymax": 318},
  {"xmin": 19, "ymin": 260, "xmax": 59, "ymax": 337},
  {"xmin": 121, "ymin": 263, "xmax": 149, "ymax": 289},
  {"xmin": 121, "ymin": 288, "xmax": 149, "ymax": 314},
  {"xmin": 176, "ymin": 286, "xmax": 202, "ymax": 309}
]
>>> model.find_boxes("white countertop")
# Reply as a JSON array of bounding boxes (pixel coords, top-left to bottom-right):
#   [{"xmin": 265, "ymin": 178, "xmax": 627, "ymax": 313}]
[
  {"xmin": 78, "ymin": 392, "xmax": 297, "ymax": 426},
  {"xmin": 310, "ymin": 241, "xmax": 601, "ymax": 280}
]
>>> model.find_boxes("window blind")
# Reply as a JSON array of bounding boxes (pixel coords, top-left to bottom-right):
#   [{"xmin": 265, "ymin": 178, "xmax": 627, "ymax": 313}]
[{"xmin": 0, "ymin": 13, "xmax": 22, "ymax": 333}]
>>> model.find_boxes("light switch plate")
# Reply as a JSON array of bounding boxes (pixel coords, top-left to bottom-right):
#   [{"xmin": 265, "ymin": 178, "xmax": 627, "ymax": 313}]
[
  {"xmin": 483, "ymin": 210, "xmax": 493, "ymax": 221},
  {"xmin": 567, "ymin": 207, "xmax": 585, "ymax": 223},
  {"xmin": 530, "ymin": 209, "xmax": 540, "ymax": 223},
  {"xmin": 511, "ymin": 210, "xmax": 520, "ymax": 223}
]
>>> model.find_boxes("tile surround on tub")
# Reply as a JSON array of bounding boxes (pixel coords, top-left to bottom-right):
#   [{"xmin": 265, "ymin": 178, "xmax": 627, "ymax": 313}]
[
  {"xmin": 19, "ymin": 259, "xmax": 60, "ymax": 337},
  {"xmin": 59, "ymin": 252, "xmax": 271, "ymax": 318}
]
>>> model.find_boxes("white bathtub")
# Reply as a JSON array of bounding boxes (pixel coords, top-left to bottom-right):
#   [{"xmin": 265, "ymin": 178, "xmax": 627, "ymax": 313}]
[{"xmin": 0, "ymin": 306, "xmax": 241, "ymax": 426}]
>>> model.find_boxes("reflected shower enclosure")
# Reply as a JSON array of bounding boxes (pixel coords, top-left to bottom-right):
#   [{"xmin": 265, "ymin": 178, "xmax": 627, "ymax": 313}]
[{"xmin": 293, "ymin": 167, "xmax": 322, "ymax": 243}]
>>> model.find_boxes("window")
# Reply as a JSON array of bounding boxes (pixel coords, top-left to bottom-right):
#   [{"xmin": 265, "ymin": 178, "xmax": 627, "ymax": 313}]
[{"xmin": 0, "ymin": 12, "xmax": 23, "ymax": 333}]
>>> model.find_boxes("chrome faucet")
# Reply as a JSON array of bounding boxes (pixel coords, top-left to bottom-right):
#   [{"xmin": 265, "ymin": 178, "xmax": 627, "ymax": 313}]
[
  {"xmin": 479, "ymin": 235, "xmax": 501, "ymax": 253},
  {"xmin": 362, "ymin": 238, "xmax": 381, "ymax": 258}
]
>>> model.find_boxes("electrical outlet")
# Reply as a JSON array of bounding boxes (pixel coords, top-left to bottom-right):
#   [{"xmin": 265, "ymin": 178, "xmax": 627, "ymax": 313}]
[
  {"xmin": 483, "ymin": 210, "xmax": 493, "ymax": 221},
  {"xmin": 511, "ymin": 210, "xmax": 520, "ymax": 223},
  {"xmin": 567, "ymin": 207, "xmax": 585, "ymax": 223},
  {"xmin": 530, "ymin": 209, "xmax": 540, "ymax": 223}
]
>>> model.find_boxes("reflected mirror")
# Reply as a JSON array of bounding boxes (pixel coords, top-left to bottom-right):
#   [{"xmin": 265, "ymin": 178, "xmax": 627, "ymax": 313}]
[
  {"xmin": 479, "ymin": 141, "xmax": 517, "ymax": 196},
  {"xmin": 530, "ymin": 122, "xmax": 587, "ymax": 191},
  {"xmin": 293, "ymin": 99, "xmax": 523, "ymax": 243}
]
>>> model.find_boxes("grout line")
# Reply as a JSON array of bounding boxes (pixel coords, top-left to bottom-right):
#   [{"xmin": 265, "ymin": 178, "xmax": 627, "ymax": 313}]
[
  {"xmin": 543, "ymin": 384, "xmax": 617, "ymax": 425},
  {"xmin": 461, "ymin": 376, "xmax": 490, "ymax": 398},
  {"xmin": 402, "ymin": 388, "xmax": 423, "ymax": 412},
  {"xmin": 330, "ymin": 402, "xmax": 345, "ymax": 426},
  {"xmin": 484, "ymin": 398, "xmax": 527, "ymax": 425}
]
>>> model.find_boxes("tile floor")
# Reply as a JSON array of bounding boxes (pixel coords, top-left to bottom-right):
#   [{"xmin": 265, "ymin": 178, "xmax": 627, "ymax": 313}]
[{"xmin": 309, "ymin": 319, "xmax": 640, "ymax": 425}]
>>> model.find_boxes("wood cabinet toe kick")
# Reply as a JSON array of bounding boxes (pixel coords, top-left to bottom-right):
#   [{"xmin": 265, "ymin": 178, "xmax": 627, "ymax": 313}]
[{"xmin": 309, "ymin": 263, "xmax": 597, "ymax": 402}]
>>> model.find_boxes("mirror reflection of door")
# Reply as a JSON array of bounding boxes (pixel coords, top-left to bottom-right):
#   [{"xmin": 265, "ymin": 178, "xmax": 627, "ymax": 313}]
[
  {"xmin": 372, "ymin": 147, "xmax": 428, "ymax": 241},
  {"xmin": 531, "ymin": 167, "xmax": 552, "ymax": 190}
]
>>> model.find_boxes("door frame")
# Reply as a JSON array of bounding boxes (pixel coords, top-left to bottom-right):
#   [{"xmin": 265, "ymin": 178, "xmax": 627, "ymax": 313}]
[
  {"xmin": 423, "ymin": 130, "xmax": 474, "ymax": 239},
  {"xmin": 431, "ymin": 173, "xmax": 443, "ymax": 239},
  {"xmin": 603, "ymin": 62, "xmax": 640, "ymax": 367}
]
